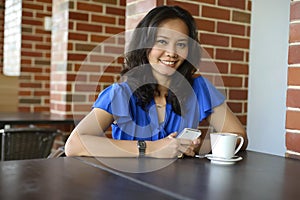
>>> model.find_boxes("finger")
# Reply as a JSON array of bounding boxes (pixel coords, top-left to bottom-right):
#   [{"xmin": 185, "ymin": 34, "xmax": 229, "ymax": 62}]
[
  {"xmin": 178, "ymin": 144, "xmax": 189, "ymax": 154},
  {"xmin": 192, "ymin": 138, "xmax": 201, "ymax": 145},
  {"xmin": 168, "ymin": 132, "xmax": 177, "ymax": 138},
  {"xmin": 185, "ymin": 147, "xmax": 196, "ymax": 157},
  {"xmin": 178, "ymin": 138, "xmax": 193, "ymax": 145}
]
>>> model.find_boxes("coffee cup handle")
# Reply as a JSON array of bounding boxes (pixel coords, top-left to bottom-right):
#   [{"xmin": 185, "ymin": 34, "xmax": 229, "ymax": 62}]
[{"xmin": 234, "ymin": 136, "xmax": 244, "ymax": 154}]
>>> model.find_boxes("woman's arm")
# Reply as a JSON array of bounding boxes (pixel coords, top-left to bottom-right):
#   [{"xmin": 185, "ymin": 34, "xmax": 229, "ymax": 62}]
[
  {"xmin": 65, "ymin": 108, "xmax": 193, "ymax": 158},
  {"xmin": 207, "ymin": 102, "xmax": 248, "ymax": 150}
]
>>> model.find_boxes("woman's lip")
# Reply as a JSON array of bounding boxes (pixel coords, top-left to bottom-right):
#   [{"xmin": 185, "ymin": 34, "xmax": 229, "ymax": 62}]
[{"xmin": 160, "ymin": 60, "xmax": 177, "ymax": 66}]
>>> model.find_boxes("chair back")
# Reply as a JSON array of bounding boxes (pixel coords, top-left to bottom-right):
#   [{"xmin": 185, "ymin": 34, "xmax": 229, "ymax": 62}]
[{"xmin": 0, "ymin": 127, "xmax": 61, "ymax": 161}]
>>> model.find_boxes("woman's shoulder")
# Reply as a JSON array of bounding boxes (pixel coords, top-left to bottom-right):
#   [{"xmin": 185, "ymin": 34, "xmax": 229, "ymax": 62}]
[
  {"xmin": 101, "ymin": 82, "xmax": 132, "ymax": 95},
  {"xmin": 93, "ymin": 81, "xmax": 132, "ymax": 109},
  {"xmin": 94, "ymin": 82, "xmax": 132, "ymax": 103}
]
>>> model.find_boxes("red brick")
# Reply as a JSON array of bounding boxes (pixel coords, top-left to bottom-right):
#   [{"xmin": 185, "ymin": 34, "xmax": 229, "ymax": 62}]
[
  {"xmin": 286, "ymin": 132, "xmax": 300, "ymax": 153},
  {"xmin": 221, "ymin": 76, "xmax": 243, "ymax": 87},
  {"xmin": 21, "ymin": 51, "xmax": 43, "ymax": 57},
  {"xmin": 198, "ymin": 61, "xmax": 228, "ymax": 74},
  {"xmin": 105, "ymin": 26, "xmax": 124, "ymax": 34},
  {"xmin": 290, "ymin": 1, "xmax": 300, "ymax": 21},
  {"xmin": 69, "ymin": 33, "xmax": 88, "ymax": 41},
  {"xmin": 92, "ymin": 15, "xmax": 116, "ymax": 24},
  {"xmin": 91, "ymin": 35, "xmax": 109, "ymax": 43},
  {"xmin": 104, "ymin": 46, "xmax": 124, "ymax": 55},
  {"xmin": 34, "ymin": 91, "xmax": 49, "ymax": 96},
  {"xmin": 74, "ymin": 104, "xmax": 93, "ymax": 112},
  {"xmin": 34, "ymin": 107, "xmax": 50, "ymax": 112},
  {"xmin": 69, "ymin": 12, "xmax": 88, "ymax": 21},
  {"xmin": 288, "ymin": 67, "xmax": 300, "ymax": 86},
  {"xmin": 77, "ymin": 2, "xmax": 103, "ymax": 13},
  {"xmin": 104, "ymin": 65, "xmax": 122, "ymax": 73},
  {"xmin": 229, "ymin": 89, "xmax": 248, "ymax": 100},
  {"xmin": 89, "ymin": 55, "xmax": 115, "ymax": 63},
  {"xmin": 290, "ymin": 23, "xmax": 300, "ymax": 43},
  {"xmin": 200, "ymin": 33, "xmax": 229, "ymax": 47},
  {"xmin": 198, "ymin": 0, "xmax": 215, "ymax": 4},
  {"xmin": 286, "ymin": 110, "xmax": 300, "ymax": 130},
  {"xmin": 202, "ymin": 6, "xmax": 230, "ymax": 20},
  {"xmin": 167, "ymin": 0, "xmax": 199, "ymax": 16},
  {"xmin": 231, "ymin": 63, "xmax": 248, "ymax": 75},
  {"xmin": 36, "ymin": 44, "xmax": 51, "ymax": 50},
  {"xmin": 22, "ymin": 3, "xmax": 43, "ymax": 10},
  {"xmin": 288, "ymin": 45, "xmax": 300, "ymax": 64},
  {"xmin": 106, "ymin": 6, "xmax": 125, "ymax": 16},
  {"xmin": 237, "ymin": 115, "xmax": 247, "ymax": 125},
  {"xmin": 217, "ymin": 22, "xmax": 246, "ymax": 36},
  {"xmin": 68, "ymin": 53, "xmax": 87, "ymax": 61},
  {"xmin": 92, "ymin": 75, "xmax": 114, "ymax": 83},
  {"xmin": 287, "ymin": 89, "xmax": 300, "ymax": 108},
  {"xmin": 76, "ymin": 23, "xmax": 102, "ymax": 33},
  {"xmin": 232, "ymin": 11, "xmax": 251, "ymax": 23},
  {"xmin": 195, "ymin": 18, "xmax": 215, "ymax": 32},
  {"xmin": 216, "ymin": 49, "xmax": 244, "ymax": 61},
  {"xmin": 218, "ymin": 0, "xmax": 245, "ymax": 10},
  {"xmin": 22, "ymin": 35, "xmax": 43, "ymax": 42},
  {"xmin": 75, "ymin": 84, "xmax": 98, "ymax": 92},
  {"xmin": 232, "ymin": 37, "xmax": 249, "ymax": 49},
  {"xmin": 34, "ymin": 75, "xmax": 50, "ymax": 81},
  {"xmin": 227, "ymin": 102, "xmax": 243, "ymax": 113}
]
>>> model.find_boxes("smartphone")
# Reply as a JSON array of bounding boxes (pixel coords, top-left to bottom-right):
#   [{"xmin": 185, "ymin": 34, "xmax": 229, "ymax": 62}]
[{"xmin": 177, "ymin": 128, "xmax": 202, "ymax": 140}]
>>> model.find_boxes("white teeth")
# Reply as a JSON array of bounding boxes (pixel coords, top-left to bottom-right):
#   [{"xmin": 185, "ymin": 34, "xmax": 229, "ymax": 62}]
[{"xmin": 161, "ymin": 60, "xmax": 175, "ymax": 65}]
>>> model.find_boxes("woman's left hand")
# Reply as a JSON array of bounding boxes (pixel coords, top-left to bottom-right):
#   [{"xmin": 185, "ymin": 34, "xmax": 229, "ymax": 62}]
[
  {"xmin": 168, "ymin": 134, "xmax": 201, "ymax": 157},
  {"xmin": 180, "ymin": 138, "xmax": 201, "ymax": 157}
]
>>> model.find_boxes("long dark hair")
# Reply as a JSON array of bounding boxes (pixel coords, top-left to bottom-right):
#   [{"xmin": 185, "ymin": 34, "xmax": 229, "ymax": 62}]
[{"xmin": 121, "ymin": 5, "xmax": 201, "ymax": 115}]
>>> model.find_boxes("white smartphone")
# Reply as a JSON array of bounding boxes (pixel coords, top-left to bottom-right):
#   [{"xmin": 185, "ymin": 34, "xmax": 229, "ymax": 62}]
[{"xmin": 177, "ymin": 128, "xmax": 202, "ymax": 140}]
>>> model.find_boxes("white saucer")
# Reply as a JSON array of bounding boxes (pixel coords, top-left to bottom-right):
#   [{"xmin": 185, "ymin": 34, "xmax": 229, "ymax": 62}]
[{"xmin": 205, "ymin": 154, "xmax": 243, "ymax": 165}]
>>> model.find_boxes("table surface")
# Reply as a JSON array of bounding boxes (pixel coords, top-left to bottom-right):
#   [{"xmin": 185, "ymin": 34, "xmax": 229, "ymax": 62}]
[
  {"xmin": 1, "ymin": 151, "xmax": 300, "ymax": 200},
  {"xmin": 0, "ymin": 112, "xmax": 75, "ymax": 128}
]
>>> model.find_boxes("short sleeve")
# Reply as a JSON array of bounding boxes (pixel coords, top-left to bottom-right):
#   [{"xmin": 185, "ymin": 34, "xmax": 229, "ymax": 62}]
[
  {"xmin": 193, "ymin": 76, "xmax": 226, "ymax": 121},
  {"xmin": 93, "ymin": 83, "xmax": 132, "ymax": 117}
]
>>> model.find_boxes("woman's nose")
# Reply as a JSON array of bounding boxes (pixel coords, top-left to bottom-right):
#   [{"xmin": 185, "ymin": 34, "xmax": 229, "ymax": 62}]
[{"xmin": 165, "ymin": 45, "xmax": 178, "ymax": 58}]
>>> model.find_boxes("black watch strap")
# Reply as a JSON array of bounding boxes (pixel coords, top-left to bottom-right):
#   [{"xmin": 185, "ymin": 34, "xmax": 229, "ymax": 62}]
[{"xmin": 137, "ymin": 140, "xmax": 146, "ymax": 157}]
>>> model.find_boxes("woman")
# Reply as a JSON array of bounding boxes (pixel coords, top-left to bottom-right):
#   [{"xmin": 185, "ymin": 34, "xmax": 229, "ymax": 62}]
[{"xmin": 65, "ymin": 5, "xmax": 248, "ymax": 158}]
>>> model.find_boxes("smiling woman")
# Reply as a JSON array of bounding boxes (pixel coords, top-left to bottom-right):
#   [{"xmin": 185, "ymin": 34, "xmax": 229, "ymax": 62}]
[{"xmin": 65, "ymin": 5, "xmax": 248, "ymax": 161}]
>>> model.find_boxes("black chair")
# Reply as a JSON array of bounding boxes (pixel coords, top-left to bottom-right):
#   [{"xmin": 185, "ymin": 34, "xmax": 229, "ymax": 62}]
[{"xmin": 0, "ymin": 127, "xmax": 61, "ymax": 161}]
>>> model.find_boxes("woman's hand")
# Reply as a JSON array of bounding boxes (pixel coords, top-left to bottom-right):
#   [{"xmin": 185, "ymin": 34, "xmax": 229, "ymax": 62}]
[{"xmin": 146, "ymin": 132, "xmax": 201, "ymax": 158}]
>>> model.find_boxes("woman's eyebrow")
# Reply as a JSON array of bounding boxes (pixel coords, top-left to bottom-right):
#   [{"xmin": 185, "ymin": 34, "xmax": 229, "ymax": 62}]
[{"xmin": 156, "ymin": 35, "xmax": 188, "ymax": 41}]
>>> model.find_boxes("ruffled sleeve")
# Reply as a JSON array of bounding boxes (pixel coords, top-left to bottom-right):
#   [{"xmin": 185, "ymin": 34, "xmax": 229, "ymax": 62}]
[
  {"xmin": 192, "ymin": 76, "xmax": 226, "ymax": 121},
  {"xmin": 93, "ymin": 83, "xmax": 132, "ymax": 117}
]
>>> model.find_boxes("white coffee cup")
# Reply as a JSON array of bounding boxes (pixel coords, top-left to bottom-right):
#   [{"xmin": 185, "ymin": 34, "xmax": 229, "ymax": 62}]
[{"xmin": 210, "ymin": 133, "xmax": 244, "ymax": 159}]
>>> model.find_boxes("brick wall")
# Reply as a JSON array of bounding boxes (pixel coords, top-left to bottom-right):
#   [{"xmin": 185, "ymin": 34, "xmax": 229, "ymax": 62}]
[
  {"xmin": 18, "ymin": 0, "xmax": 53, "ymax": 112},
  {"xmin": 126, "ymin": 0, "xmax": 251, "ymax": 133},
  {"xmin": 51, "ymin": 0, "xmax": 126, "ymax": 121},
  {"xmin": 286, "ymin": 0, "xmax": 300, "ymax": 159}
]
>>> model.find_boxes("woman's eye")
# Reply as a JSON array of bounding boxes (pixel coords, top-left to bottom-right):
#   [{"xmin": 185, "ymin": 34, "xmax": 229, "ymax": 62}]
[
  {"xmin": 157, "ymin": 40, "xmax": 167, "ymax": 45},
  {"xmin": 177, "ymin": 43, "xmax": 187, "ymax": 49}
]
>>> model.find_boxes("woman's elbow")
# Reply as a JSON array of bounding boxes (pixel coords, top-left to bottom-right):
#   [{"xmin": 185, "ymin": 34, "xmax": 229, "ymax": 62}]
[{"xmin": 65, "ymin": 131, "xmax": 86, "ymax": 157}]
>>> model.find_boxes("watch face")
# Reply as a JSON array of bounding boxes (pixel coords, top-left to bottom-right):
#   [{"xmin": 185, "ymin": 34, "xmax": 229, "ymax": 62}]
[{"xmin": 138, "ymin": 141, "xmax": 146, "ymax": 149}]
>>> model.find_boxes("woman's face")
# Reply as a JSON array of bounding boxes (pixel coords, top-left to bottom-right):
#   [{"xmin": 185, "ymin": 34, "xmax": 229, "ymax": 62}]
[{"xmin": 148, "ymin": 18, "xmax": 189, "ymax": 77}]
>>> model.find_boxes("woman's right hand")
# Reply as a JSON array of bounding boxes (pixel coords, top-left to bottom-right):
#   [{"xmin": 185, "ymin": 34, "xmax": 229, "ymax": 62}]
[{"xmin": 146, "ymin": 132, "xmax": 193, "ymax": 158}]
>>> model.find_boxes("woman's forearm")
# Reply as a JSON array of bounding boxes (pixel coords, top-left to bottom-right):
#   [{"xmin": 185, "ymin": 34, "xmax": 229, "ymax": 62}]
[{"xmin": 65, "ymin": 130, "xmax": 139, "ymax": 157}]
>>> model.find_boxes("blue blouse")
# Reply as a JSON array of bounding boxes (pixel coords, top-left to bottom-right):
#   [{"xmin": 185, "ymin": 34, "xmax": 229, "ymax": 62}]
[{"xmin": 93, "ymin": 76, "xmax": 225, "ymax": 141}]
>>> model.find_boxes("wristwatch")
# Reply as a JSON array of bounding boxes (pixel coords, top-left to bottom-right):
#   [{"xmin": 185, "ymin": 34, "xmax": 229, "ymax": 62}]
[{"xmin": 137, "ymin": 140, "xmax": 146, "ymax": 157}]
